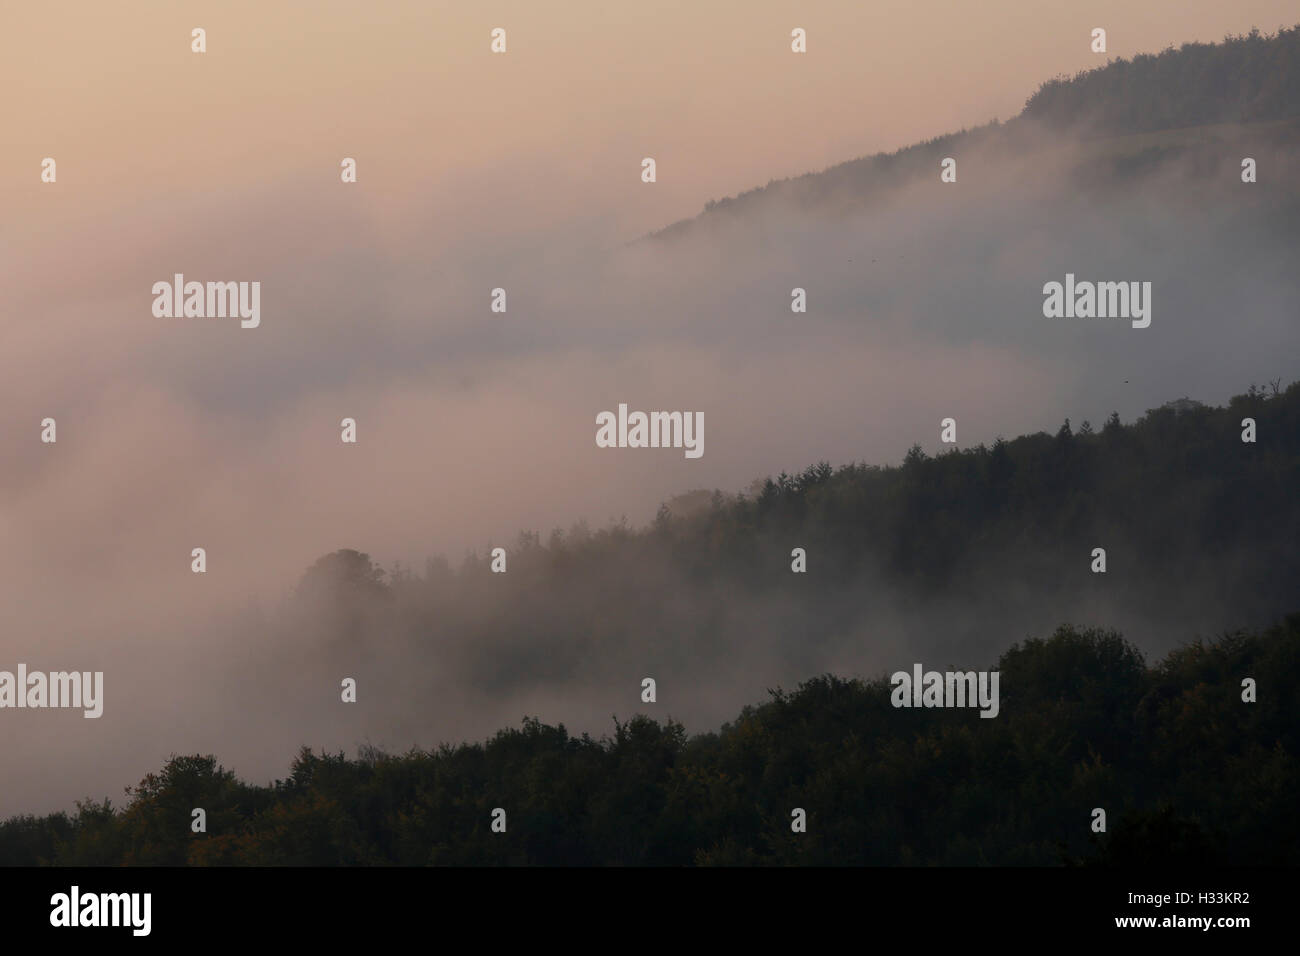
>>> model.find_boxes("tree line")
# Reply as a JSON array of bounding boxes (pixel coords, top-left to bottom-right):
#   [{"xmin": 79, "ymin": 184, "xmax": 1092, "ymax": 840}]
[{"xmin": 0, "ymin": 614, "xmax": 1295, "ymax": 865}]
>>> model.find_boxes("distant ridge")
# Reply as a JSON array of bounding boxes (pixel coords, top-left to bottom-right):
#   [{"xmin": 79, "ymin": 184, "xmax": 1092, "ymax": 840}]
[{"xmin": 649, "ymin": 26, "xmax": 1300, "ymax": 241}]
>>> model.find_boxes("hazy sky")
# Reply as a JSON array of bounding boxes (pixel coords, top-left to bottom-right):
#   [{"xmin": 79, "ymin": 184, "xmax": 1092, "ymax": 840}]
[
  {"xmin": 7, "ymin": 0, "xmax": 1299, "ymax": 231},
  {"xmin": 1, "ymin": 1, "xmax": 1297, "ymax": 816}
]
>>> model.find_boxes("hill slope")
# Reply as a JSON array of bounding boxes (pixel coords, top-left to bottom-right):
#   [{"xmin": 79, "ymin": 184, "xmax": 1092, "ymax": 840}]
[{"xmin": 650, "ymin": 26, "xmax": 1300, "ymax": 240}]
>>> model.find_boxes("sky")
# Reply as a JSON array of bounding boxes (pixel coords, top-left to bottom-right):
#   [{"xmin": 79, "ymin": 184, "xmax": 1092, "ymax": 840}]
[{"xmin": 1, "ymin": 0, "xmax": 1297, "ymax": 816}]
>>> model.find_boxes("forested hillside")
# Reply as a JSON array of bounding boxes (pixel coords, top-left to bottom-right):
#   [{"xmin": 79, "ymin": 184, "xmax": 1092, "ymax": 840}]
[
  {"xmin": 361, "ymin": 382, "xmax": 1297, "ymax": 670},
  {"xmin": 1, "ymin": 614, "xmax": 1295, "ymax": 865},
  {"xmin": 1, "ymin": 381, "xmax": 1296, "ymax": 865},
  {"xmin": 1020, "ymin": 26, "xmax": 1300, "ymax": 134},
  {"xmin": 652, "ymin": 25, "xmax": 1300, "ymax": 238},
  {"xmin": 212, "ymin": 382, "xmax": 1300, "ymax": 733}
]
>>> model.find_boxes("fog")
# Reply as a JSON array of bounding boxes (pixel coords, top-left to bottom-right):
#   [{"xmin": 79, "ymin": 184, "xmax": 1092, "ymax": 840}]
[{"xmin": 4, "ymin": 39, "xmax": 1300, "ymax": 817}]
